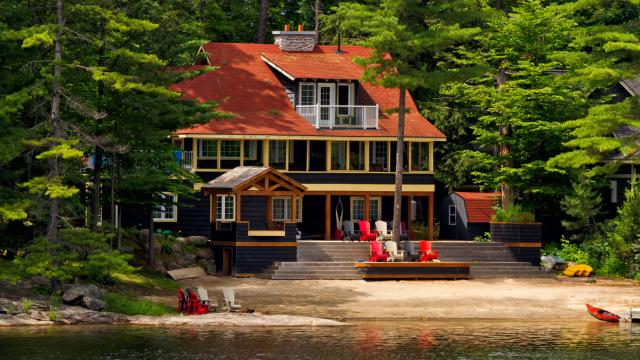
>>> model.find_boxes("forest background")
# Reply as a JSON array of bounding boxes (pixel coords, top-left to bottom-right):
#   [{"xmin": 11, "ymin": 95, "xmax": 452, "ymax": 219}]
[{"xmin": 0, "ymin": 0, "xmax": 639, "ymax": 282}]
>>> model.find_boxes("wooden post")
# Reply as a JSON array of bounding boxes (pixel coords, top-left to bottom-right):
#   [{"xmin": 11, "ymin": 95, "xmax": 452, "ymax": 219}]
[
  {"xmin": 325, "ymin": 194, "xmax": 331, "ymax": 240},
  {"xmin": 291, "ymin": 194, "xmax": 297, "ymax": 223},
  {"xmin": 428, "ymin": 193, "xmax": 434, "ymax": 240},
  {"xmin": 210, "ymin": 194, "xmax": 215, "ymax": 223},
  {"xmin": 236, "ymin": 193, "xmax": 242, "ymax": 222},
  {"xmin": 266, "ymin": 195, "xmax": 272, "ymax": 230}
]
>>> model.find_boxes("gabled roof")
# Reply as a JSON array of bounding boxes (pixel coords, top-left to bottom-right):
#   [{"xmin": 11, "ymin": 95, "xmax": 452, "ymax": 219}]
[
  {"xmin": 454, "ymin": 192, "xmax": 500, "ymax": 223},
  {"xmin": 170, "ymin": 43, "xmax": 445, "ymax": 139},
  {"xmin": 620, "ymin": 76, "xmax": 640, "ymax": 96},
  {"xmin": 201, "ymin": 166, "xmax": 306, "ymax": 194},
  {"xmin": 260, "ymin": 52, "xmax": 363, "ymax": 80}
]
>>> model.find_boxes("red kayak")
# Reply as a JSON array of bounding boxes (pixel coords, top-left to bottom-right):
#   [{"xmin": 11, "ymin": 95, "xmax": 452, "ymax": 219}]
[{"xmin": 586, "ymin": 304, "xmax": 621, "ymax": 323}]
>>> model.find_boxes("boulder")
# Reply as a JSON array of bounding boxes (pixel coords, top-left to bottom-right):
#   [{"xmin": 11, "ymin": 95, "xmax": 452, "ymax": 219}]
[
  {"xmin": 62, "ymin": 284, "xmax": 105, "ymax": 306},
  {"xmin": 175, "ymin": 237, "xmax": 187, "ymax": 244},
  {"xmin": 31, "ymin": 276, "xmax": 50, "ymax": 287},
  {"xmin": 193, "ymin": 247, "xmax": 214, "ymax": 260},
  {"xmin": 176, "ymin": 253, "xmax": 197, "ymax": 267},
  {"xmin": 199, "ymin": 259, "xmax": 216, "ymax": 275},
  {"xmin": 171, "ymin": 242, "xmax": 182, "ymax": 253},
  {"xmin": 154, "ymin": 260, "xmax": 167, "ymax": 273},
  {"xmin": 165, "ymin": 261, "xmax": 181, "ymax": 271},
  {"xmin": 81, "ymin": 296, "xmax": 106, "ymax": 312},
  {"xmin": 186, "ymin": 236, "xmax": 208, "ymax": 247}
]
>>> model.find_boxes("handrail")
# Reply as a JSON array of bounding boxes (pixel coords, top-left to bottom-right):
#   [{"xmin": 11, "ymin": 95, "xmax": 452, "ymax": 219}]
[{"xmin": 296, "ymin": 104, "xmax": 379, "ymax": 130}]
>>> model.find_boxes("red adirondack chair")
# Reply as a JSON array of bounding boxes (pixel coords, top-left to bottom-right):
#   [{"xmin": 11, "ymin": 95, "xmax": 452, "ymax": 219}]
[
  {"xmin": 419, "ymin": 240, "xmax": 439, "ymax": 262},
  {"xmin": 359, "ymin": 220, "xmax": 377, "ymax": 241},
  {"xmin": 369, "ymin": 241, "xmax": 389, "ymax": 262},
  {"xmin": 178, "ymin": 288, "xmax": 209, "ymax": 315}
]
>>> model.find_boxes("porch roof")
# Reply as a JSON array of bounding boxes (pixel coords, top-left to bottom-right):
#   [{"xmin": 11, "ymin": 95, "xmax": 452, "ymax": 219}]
[{"xmin": 201, "ymin": 166, "xmax": 306, "ymax": 195}]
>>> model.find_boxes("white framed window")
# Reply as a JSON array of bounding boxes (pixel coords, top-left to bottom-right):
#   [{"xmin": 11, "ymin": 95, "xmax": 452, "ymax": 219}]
[
  {"xmin": 610, "ymin": 180, "xmax": 618, "ymax": 204},
  {"xmin": 153, "ymin": 193, "xmax": 177, "ymax": 222},
  {"xmin": 448, "ymin": 205, "xmax": 456, "ymax": 226},
  {"xmin": 220, "ymin": 140, "xmax": 241, "ymax": 159},
  {"xmin": 216, "ymin": 194, "xmax": 235, "ymax": 221},
  {"xmin": 299, "ymin": 82, "xmax": 316, "ymax": 106},
  {"xmin": 350, "ymin": 196, "xmax": 381, "ymax": 221},
  {"xmin": 272, "ymin": 197, "xmax": 302, "ymax": 222},
  {"xmin": 198, "ymin": 140, "xmax": 217, "ymax": 159},
  {"xmin": 337, "ymin": 83, "xmax": 354, "ymax": 116}
]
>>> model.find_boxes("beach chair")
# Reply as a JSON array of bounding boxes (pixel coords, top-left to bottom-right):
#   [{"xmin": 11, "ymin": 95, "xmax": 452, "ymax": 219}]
[
  {"xmin": 222, "ymin": 288, "xmax": 242, "ymax": 312},
  {"xmin": 419, "ymin": 240, "xmax": 439, "ymax": 262},
  {"xmin": 402, "ymin": 240, "xmax": 419, "ymax": 262},
  {"xmin": 384, "ymin": 241, "xmax": 404, "ymax": 262},
  {"xmin": 369, "ymin": 241, "xmax": 389, "ymax": 262},
  {"xmin": 343, "ymin": 220, "xmax": 358, "ymax": 241},
  {"xmin": 177, "ymin": 288, "xmax": 189, "ymax": 313},
  {"xmin": 358, "ymin": 220, "xmax": 377, "ymax": 241},
  {"xmin": 375, "ymin": 220, "xmax": 393, "ymax": 241},
  {"xmin": 197, "ymin": 287, "xmax": 218, "ymax": 313}
]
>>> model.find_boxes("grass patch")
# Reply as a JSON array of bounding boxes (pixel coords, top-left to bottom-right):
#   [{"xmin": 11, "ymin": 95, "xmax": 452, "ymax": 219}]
[
  {"xmin": 112, "ymin": 271, "xmax": 180, "ymax": 292},
  {"xmin": 105, "ymin": 292, "xmax": 175, "ymax": 316}
]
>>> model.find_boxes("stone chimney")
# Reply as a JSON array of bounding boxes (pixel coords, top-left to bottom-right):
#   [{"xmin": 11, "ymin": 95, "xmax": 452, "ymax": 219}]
[{"xmin": 273, "ymin": 24, "xmax": 316, "ymax": 52}]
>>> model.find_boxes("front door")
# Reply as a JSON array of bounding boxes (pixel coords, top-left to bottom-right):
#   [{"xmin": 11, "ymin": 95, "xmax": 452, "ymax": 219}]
[{"xmin": 317, "ymin": 83, "xmax": 335, "ymax": 128}]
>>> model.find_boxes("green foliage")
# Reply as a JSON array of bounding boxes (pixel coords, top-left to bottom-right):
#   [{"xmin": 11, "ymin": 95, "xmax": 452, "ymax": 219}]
[
  {"xmin": 6, "ymin": 303, "xmax": 17, "ymax": 315},
  {"xmin": 104, "ymin": 292, "xmax": 174, "ymax": 316},
  {"xmin": 21, "ymin": 298, "xmax": 32, "ymax": 314},
  {"xmin": 473, "ymin": 232, "xmax": 492, "ymax": 243},
  {"xmin": 607, "ymin": 178, "xmax": 640, "ymax": 276},
  {"xmin": 15, "ymin": 228, "xmax": 135, "ymax": 282},
  {"xmin": 560, "ymin": 175, "xmax": 603, "ymax": 241},
  {"xmin": 492, "ymin": 204, "xmax": 535, "ymax": 223}
]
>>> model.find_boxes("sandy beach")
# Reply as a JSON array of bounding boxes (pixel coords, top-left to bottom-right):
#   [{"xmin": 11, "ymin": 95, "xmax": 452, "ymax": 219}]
[{"xmin": 169, "ymin": 276, "xmax": 640, "ymax": 321}]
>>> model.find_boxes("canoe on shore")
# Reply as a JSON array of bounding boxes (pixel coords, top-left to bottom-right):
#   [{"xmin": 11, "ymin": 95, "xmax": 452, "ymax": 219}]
[{"xmin": 586, "ymin": 304, "xmax": 621, "ymax": 323}]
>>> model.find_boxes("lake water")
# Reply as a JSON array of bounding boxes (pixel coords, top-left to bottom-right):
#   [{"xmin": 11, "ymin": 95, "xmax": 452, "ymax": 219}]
[{"xmin": 1, "ymin": 320, "xmax": 639, "ymax": 359}]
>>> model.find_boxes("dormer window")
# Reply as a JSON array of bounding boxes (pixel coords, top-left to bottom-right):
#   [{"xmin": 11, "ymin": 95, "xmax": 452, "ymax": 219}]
[{"xmin": 300, "ymin": 83, "xmax": 316, "ymax": 106}]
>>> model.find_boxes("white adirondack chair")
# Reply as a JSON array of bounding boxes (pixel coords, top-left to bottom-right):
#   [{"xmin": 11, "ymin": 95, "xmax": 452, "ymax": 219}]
[
  {"xmin": 222, "ymin": 288, "xmax": 242, "ymax": 312},
  {"xmin": 375, "ymin": 220, "xmax": 393, "ymax": 241},
  {"xmin": 385, "ymin": 241, "xmax": 405, "ymax": 262}
]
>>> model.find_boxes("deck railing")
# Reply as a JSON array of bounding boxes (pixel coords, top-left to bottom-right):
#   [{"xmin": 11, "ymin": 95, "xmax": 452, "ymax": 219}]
[
  {"xmin": 176, "ymin": 150, "xmax": 193, "ymax": 171},
  {"xmin": 296, "ymin": 105, "xmax": 379, "ymax": 129}
]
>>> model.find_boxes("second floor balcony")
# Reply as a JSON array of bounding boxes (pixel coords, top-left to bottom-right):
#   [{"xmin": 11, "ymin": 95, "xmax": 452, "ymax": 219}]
[{"xmin": 296, "ymin": 105, "xmax": 379, "ymax": 130}]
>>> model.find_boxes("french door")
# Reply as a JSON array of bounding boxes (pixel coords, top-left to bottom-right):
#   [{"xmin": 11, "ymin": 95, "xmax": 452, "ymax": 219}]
[{"xmin": 317, "ymin": 83, "xmax": 335, "ymax": 128}]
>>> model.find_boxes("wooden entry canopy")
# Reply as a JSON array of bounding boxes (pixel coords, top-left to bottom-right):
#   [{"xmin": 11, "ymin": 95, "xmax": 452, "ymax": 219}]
[{"xmin": 201, "ymin": 167, "xmax": 306, "ymax": 229}]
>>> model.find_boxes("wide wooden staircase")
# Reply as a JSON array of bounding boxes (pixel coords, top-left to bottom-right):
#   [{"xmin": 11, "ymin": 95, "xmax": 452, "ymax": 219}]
[{"xmin": 261, "ymin": 240, "xmax": 550, "ymax": 280}]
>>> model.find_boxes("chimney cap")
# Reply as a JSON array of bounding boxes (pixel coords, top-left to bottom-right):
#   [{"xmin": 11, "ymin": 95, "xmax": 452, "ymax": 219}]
[{"xmin": 272, "ymin": 30, "xmax": 316, "ymax": 36}]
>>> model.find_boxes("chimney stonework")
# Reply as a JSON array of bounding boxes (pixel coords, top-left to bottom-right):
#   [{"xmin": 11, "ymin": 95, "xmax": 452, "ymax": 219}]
[{"xmin": 272, "ymin": 31, "xmax": 316, "ymax": 52}]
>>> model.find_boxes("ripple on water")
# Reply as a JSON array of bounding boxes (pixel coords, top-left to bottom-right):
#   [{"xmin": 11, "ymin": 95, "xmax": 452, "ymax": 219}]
[{"xmin": 0, "ymin": 320, "xmax": 639, "ymax": 359}]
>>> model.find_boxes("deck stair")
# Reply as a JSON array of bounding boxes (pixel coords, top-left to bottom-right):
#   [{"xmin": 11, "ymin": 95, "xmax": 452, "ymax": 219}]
[{"xmin": 262, "ymin": 240, "xmax": 550, "ymax": 280}]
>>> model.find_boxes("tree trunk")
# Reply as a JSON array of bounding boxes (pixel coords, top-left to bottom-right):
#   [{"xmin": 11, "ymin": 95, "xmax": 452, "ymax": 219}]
[
  {"xmin": 497, "ymin": 68, "xmax": 514, "ymax": 209},
  {"xmin": 392, "ymin": 87, "xmax": 406, "ymax": 243},
  {"xmin": 200, "ymin": 0, "xmax": 207, "ymax": 24},
  {"xmin": 257, "ymin": 0, "xmax": 269, "ymax": 43},
  {"xmin": 46, "ymin": 0, "xmax": 64, "ymax": 241},
  {"xmin": 314, "ymin": 0, "xmax": 321, "ymax": 45},
  {"xmin": 90, "ymin": 148, "xmax": 102, "ymax": 231},
  {"xmin": 110, "ymin": 153, "xmax": 116, "ymax": 226},
  {"xmin": 148, "ymin": 210, "xmax": 155, "ymax": 267}
]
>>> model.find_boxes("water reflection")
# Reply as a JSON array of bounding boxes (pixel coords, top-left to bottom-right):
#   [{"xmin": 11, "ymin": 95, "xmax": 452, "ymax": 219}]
[{"xmin": 0, "ymin": 320, "xmax": 639, "ymax": 359}]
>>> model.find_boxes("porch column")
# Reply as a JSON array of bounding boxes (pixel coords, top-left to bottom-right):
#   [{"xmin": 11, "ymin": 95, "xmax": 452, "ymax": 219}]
[
  {"xmin": 428, "ymin": 193, "xmax": 434, "ymax": 240},
  {"xmin": 236, "ymin": 193, "xmax": 242, "ymax": 222},
  {"xmin": 325, "ymin": 194, "xmax": 331, "ymax": 240},
  {"xmin": 291, "ymin": 194, "xmax": 297, "ymax": 223},
  {"xmin": 266, "ymin": 195, "xmax": 272, "ymax": 229}
]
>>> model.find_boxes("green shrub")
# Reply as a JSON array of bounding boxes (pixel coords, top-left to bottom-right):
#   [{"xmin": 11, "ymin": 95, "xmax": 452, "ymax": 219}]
[
  {"xmin": 14, "ymin": 228, "xmax": 135, "ymax": 283},
  {"xmin": 546, "ymin": 237, "xmax": 590, "ymax": 264},
  {"xmin": 21, "ymin": 298, "xmax": 32, "ymax": 313},
  {"xmin": 473, "ymin": 232, "xmax": 492, "ymax": 243},
  {"xmin": 492, "ymin": 204, "xmax": 535, "ymax": 223},
  {"xmin": 105, "ymin": 292, "xmax": 174, "ymax": 316}
]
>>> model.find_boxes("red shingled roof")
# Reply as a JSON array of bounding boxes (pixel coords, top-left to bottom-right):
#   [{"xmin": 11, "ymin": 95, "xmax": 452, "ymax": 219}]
[
  {"xmin": 170, "ymin": 43, "xmax": 445, "ymax": 139},
  {"xmin": 455, "ymin": 192, "xmax": 500, "ymax": 223}
]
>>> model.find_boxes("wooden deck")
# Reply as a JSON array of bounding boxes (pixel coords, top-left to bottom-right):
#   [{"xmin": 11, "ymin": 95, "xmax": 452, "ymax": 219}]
[{"xmin": 355, "ymin": 261, "xmax": 471, "ymax": 280}]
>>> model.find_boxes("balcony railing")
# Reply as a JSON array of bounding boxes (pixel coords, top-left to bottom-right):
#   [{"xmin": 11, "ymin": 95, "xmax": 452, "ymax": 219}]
[
  {"xmin": 296, "ymin": 105, "xmax": 379, "ymax": 129},
  {"xmin": 175, "ymin": 150, "xmax": 193, "ymax": 171}
]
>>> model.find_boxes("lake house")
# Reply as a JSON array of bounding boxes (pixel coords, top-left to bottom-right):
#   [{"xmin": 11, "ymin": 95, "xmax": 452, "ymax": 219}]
[{"xmin": 123, "ymin": 29, "xmax": 446, "ymax": 276}]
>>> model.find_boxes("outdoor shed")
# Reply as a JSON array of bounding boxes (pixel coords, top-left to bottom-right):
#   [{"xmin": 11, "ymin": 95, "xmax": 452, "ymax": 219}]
[{"xmin": 440, "ymin": 192, "xmax": 500, "ymax": 240}]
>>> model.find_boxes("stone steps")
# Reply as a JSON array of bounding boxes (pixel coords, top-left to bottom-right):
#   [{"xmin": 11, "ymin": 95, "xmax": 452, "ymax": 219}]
[{"xmin": 262, "ymin": 241, "xmax": 547, "ymax": 280}]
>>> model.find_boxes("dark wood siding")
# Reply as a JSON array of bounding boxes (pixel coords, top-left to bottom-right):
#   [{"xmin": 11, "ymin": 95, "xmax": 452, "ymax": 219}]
[
  {"xmin": 234, "ymin": 222, "xmax": 297, "ymax": 274},
  {"xmin": 241, "ymin": 196, "xmax": 267, "ymax": 230}
]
